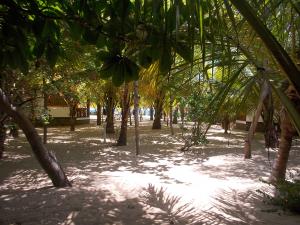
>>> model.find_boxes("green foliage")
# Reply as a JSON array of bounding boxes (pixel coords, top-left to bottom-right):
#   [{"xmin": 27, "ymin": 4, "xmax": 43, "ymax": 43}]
[
  {"xmin": 100, "ymin": 54, "xmax": 140, "ymax": 86},
  {"xmin": 186, "ymin": 91, "xmax": 215, "ymax": 124},
  {"xmin": 39, "ymin": 110, "xmax": 53, "ymax": 126}
]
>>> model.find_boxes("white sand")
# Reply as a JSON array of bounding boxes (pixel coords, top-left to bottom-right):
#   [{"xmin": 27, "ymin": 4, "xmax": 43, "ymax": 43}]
[{"xmin": 0, "ymin": 120, "xmax": 300, "ymax": 225}]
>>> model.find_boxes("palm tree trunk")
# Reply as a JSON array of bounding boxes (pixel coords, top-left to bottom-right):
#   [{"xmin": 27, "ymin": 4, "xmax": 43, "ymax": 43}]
[
  {"xmin": 0, "ymin": 123, "xmax": 6, "ymax": 159},
  {"xmin": 270, "ymin": 109, "xmax": 293, "ymax": 182},
  {"xmin": 222, "ymin": 115, "xmax": 230, "ymax": 134},
  {"xmin": 134, "ymin": 81, "xmax": 140, "ymax": 155},
  {"xmin": 244, "ymin": 80, "xmax": 269, "ymax": 159},
  {"xmin": 96, "ymin": 103, "xmax": 102, "ymax": 125},
  {"xmin": 169, "ymin": 96, "xmax": 174, "ymax": 135},
  {"xmin": 86, "ymin": 99, "xmax": 90, "ymax": 117},
  {"xmin": 129, "ymin": 108, "xmax": 132, "ymax": 126},
  {"xmin": 30, "ymin": 90, "xmax": 37, "ymax": 124},
  {"xmin": 152, "ymin": 95, "xmax": 164, "ymax": 129},
  {"xmin": 270, "ymin": 85, "xmax": 300, "ymax": 182},
  {"xmin": 70, "ymin": 103, "xmax": 76, "ymax": 132},
  {"xmin": 117, "ymin": 83, "xmax": 130, "ymax": 146},
  {"xmin": 106, "ymin": 106, "xmax": 115, "ymax": 134},
  {"xmin": 0, "ymin": 88, "xmax": 71, "ymax": 187},
  {"xmin": 179, "ymin": 104, "xmax": 185, "ymax": 124},
  {"xmin": 105, "ymin": 91, "xmax": 115, "ymax": 134},
  {"xmin": 263, "ymin": 89, "xmax": 279, "ymax": 148},
  {"xmin": 173, "ymin": 107, "xmax": 178, "ymax": 124},
  {"xmin": 43, "ymin": 78, "xmax": 48, "ymax": 144}
]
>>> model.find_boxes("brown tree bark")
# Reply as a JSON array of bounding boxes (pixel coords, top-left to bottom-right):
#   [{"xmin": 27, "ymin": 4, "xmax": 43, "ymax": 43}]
[
  {"xmin": 86, "ymin": 99, "xmax": 90, "ymax": 117},
  {"xmin": 244, "ymin": 80, "xmax": 269, "ymax": 159},
  {"xmin": 103, "ymin": 84, "xmax": 116, "ymax": 133},
  {"xmin": 0, "ymin": 88, "xmax": 71, "ymax": 187},
  {"xmin": 179, "ymin": 104, "xmax": 185, "ymax": 124},
  {"xmin": 133, "ymin": 81, "xmax": 140, "ymax": 155},
  {"xmin": 270, "ymin": 85, "xmax": 300, "ymax": 182},
  {"xmin": 43, "ymin": 79, "xmax": 48, "ymax": 144},
  {"xmin": 96, "ymin": 103, "xmax": 102, "ymax": 125},
  {"xmin": 30, "ymin": 90, "xmax": 37, "ymax": 124},
  {"xmin": 0, "ymin": 123, "xmax": 6, "ymax": 159},
  {"xmin": 105, "ymin": 98, "xmax": 115, "ymax": 134},
  {"xmin": 70, "ymin": 103, "xmax": 77, "ymax": 132},
  {"xmin": 222, "ymin": 115, "xmax": 230, "ymax": 134},
  {"xmin": 117, "ymin": 83, "xmax": 130, "ymax": 146},
  {"xmin": 173, "ymin": 107, "xmax": 178, "ymax": 124},
  {"xmin": 129, "ymin": 108, "xmax": 132, "ymax": 126},
  {"xmin": 263, "ymin": 89, "xmax": 279, "ymax": 148},
  {"xmin": 169, "ymin": 96, "xmax": 174, "ymax": 135},
  {"xmin": 152, "ymin": 95, "xmax": 164, "ymax": 129}
]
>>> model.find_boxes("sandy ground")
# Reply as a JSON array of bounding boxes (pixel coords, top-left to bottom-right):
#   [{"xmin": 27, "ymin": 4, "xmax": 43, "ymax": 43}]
[{"xmin": 0, "ymin": 119, "xmax": 300, "ymax": 225}]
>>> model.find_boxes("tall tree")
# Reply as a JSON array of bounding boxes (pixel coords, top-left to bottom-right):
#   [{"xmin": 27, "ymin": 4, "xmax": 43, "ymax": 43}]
[
  {"xmin": 134, "ymin": 81, "xmax": 140, "ymax": 155},
  {"xmin": 117, "ymin": 83, "xmax": 131, "ymax": 146},
  {"xmin": 270, "ymin": 85, "xmax": 300, "ymax": 182},
  {"xmin": 0, "ymin": 89, "xmax": 71, "ymax": 187},
  {"xmin": 104, "ymin": 83, "xmax": 117, "ymax": 134}
]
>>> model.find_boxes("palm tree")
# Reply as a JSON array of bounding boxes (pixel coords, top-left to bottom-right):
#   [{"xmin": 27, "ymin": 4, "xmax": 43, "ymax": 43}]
[
  {"xmin": 270, "ymin": 85, "xmax": 300, "ymax": 182},
  {"xmin": 104, "ymin": 82, "xmax": 117, "ymax": 134},
  {"xmin": 117, "ymin": 83, "xmax": 131, "ymax": 146}
]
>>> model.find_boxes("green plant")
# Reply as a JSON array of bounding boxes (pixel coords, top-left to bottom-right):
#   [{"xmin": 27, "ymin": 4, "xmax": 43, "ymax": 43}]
[{"xmin": 39, "ymin": 110, "xmax": 52, "ymax": 126}]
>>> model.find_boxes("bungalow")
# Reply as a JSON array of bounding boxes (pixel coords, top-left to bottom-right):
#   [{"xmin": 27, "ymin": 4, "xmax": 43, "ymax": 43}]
[{"xmin": 36, "ymin": 94, "xmax": 90, "ymax": 126}]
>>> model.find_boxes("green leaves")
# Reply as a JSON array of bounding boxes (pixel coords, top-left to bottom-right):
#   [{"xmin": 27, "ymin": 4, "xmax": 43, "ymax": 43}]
[
  {"xmin": 0, "ymin": 22, "xmax": 29, "ymax": 74},
  {"xmin": 32, "ymin": 17, "xmax": 62, "ymax": 68},
  {"xmin": 100, "ymin": 53, "xmax": 140, "ymax": 86},
  {"xmin": 46, "ymin": 42, "xmax": 60, "ymax": 68},
  {"xmin": 159, "ymin": 41, "xmax": 172, "ymax": 74}
]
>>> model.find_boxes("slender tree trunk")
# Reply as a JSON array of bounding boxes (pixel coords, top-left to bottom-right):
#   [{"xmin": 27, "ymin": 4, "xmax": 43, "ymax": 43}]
[
  {"xmin": 263, "ymin": 88, "xmax": 279, "ymax": 148},
  {"xmin": 134, "ymin": 81, "xmax": 140, "ymax": 155},
  {"xmin": 43, "ymin": 78, "xmax": 48, "ymax": 144},
  {"xmin": 86, "ymin": 99, "xmax": 90, "ymax": 117},
  {"xmin": 169, "ymin": 96, "xmax": 174, "ymax": 135},
  {"xmin": 97, "ymin": 103, "xmax": 102, "ymax": 125},
  {"xmin": 0, "ymin": 123, "xmax": 6, "ymax": 159},
  {"xmin": 0, "ymin": 88, "xmax": 71, "ymax": 187},
  {"xmin": 104, "ymin": 86, "xmax": 115, "ymax": 134},
  {"xmin": 152, "ymin": 95, "xmax": 164, "ymax": 129},
  {"xmin": 173, "ymin": 107, "xmax": 178, "ymax": 124},
  {"xmin": 270, "ymin": 109, "xmax": 293, "ymax": 182},
  {"xmin": 106, "ymin": 101, "xmax": 115, "ymax": 134},
  {"xmin": 222, "ymin": 115, "xmax": 230, "ymax": 134},
  {"xmin": 129, "ymin": 108, "xmax": 132, "ymax": 126},
  {"xmin": 70, "ymin": 103, "xmax": 77, "ymax": 132},
  {"xmin": 166, "ymin": 114, "xmax": 169, "ymax": 127},
  {"xmin": 270, "ymin": 85, "xmax": 300, "ymax": 182},
  {"xmin": 244, "ymin": 80, "xmax": 269, "ymax": 159},
  {"xmin": 101, "ymin": 107, "xmax": 104, "ymax": 124},
  {"xmin": 179, "ymin": 104, "xmax": 185, "ymax": 124},
  {"xmin": 150, "ymin": 106, "xmax": 154, "ymax": 120},
  {"xmin": 30, "ymin": 90, "xmax": 37, "ymax": 124},
  {"xmin": 117, "ymin": 83, "xmax": 130, "ymax": 146}
]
